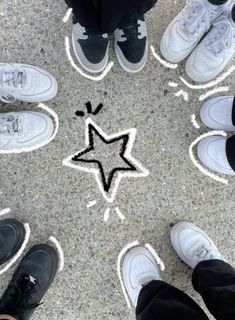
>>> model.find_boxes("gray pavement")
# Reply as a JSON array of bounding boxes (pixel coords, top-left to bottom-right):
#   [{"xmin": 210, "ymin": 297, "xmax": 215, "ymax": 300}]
[{"xmin": 0, "ymin": 0, "xmax": 235, "ymax": 319}]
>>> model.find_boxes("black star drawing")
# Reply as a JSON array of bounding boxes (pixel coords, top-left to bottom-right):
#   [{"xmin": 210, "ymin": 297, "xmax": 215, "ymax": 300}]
[
  {"xmin": 63, "ymin": 118, "xmax": 149, "ymax": 203},
  {"xmin": 72, "ymin": 123, "xmax": 137, "ymax": 192}
]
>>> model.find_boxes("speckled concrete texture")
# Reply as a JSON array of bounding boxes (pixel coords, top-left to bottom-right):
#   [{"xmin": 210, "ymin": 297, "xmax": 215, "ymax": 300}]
[{"xmin": 0, "ymin": 0, "xmax": 235, "ymax": 319}]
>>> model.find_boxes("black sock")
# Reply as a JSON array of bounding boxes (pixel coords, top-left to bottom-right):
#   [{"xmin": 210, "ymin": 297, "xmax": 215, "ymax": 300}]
[
  {"xmin": 208, "ymin": 0, "xmax": 228, "ymax": 5},
  {"xmin": 232, "ymin": 4, "xmax": 235, "ymax": 23}
]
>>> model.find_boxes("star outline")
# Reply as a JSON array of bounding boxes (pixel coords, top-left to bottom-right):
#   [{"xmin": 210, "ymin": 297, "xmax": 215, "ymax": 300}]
[
  {"xmin": 62, "ymin": 118, "xmax": 150, "ymax": 203},
  {"xmin": 72, "ymin": 123, "xmax": 137, "ymax": 192}
]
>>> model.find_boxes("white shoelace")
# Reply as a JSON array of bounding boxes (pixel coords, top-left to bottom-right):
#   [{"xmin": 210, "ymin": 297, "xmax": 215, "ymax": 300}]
[
  {"xmin": 206, "ymin": 16, "xmax": 235, "ymax": 55},
  {"xmin": 181, "ymin": 0, "xmax": 218, "ymax": 38},
  {"xmin": 0, "ymin": 114, "xmax": 23, "ymax": 136},
  {"xmin": 0, "ymin": 67, "xmax": 27, "ymax": 89},
  {"xmin": 192, "ymin": 245, "xmax": 216, "ymax": 264}
]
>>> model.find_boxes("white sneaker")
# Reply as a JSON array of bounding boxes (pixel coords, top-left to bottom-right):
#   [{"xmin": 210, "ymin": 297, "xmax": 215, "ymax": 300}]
[
  {"xmin": 186, "ymin": 4, "xmax": 235, "ymax": 82},
  {"xmin": 120, "ymin": 246, "xmax": 161, "ymax": 307},
  {"xmin": 197, "ymin": 136, "xmax": 235, "ymax": 175},
  {"xmin": 0, "ymin": 64, "xmax": 58, "ymax": 103},
  {"xmin": 0, "ymin": 111, "xmax": 54, "ymax": 150},
  {"xmin": 200, "ymin": 96, "xmax": 235, "ymax": 130},
  {"xmin": 171, "ymin": 222, "xmax": 225, "ymax": 269},
  {"xmin": 160, "ymin": 0, "xmax": 229, "ymax": 63}
]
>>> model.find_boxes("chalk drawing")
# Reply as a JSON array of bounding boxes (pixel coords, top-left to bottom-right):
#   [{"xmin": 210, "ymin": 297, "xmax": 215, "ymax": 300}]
[
  {"xmin": 0, "ymin": 208, "xmax": 11, "ymax": 216},
  {"xmin": 151, "ymin": 46, "xmax": 178, "ymax": 69},
  {"xmin": 174, "ymin": 89, "xmax": 189, "ymax": 101},
  {"xmin": 199, "ymin": 87, "xmax": 229, "ymax": 101},
  {"xmin": 63, "ymin": 118, "xmax": 149, "ymax": 203},
  {"xmin": 49, "ymin": 236, "xmax": 65, "ymax": 272},
  {"xmin": 87, "ymin": 200, "xmax": 97, "ymax": 208},
  {"xmin": 62, "ymin": 8, "xmax": 72, "ymax": 24},
  {"xmin": 191, "ymin": 114, "xmax": 200, "ymax": 129}
]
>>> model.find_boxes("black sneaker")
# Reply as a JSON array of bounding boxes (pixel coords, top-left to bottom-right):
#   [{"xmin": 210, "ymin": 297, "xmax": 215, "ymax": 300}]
[
  {"xmin": 0, "ymin": 219, "xmax": 25, "ymax": 264},
  {"xmin": 0, "ymin": 244, "xmax": 59, "ymax": 320},
  {"xmin": 114, "ymin": 16, "xmax": 148, "ymax": 73},
  {"xmin": 72, "ymin": 18, "xmax": 109, "ymax": 73}
]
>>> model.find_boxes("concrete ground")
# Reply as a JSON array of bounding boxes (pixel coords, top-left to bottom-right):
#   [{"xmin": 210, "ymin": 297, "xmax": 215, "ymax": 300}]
[{"xmin": 0, "ymin": 0, "xmax": 235, "ymax": 319}]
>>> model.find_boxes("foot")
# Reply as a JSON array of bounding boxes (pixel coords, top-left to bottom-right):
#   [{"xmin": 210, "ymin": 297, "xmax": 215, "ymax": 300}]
[
  {"xmin": 0, "ymin": 111, "xmax": 54, "ymax": 150},
  {"xmin": 0, "ymin": 64, "xmax": 57, "ymax": 103},
  {"xmin": 0, "ymin": 219, "xmax": 25, "ymax": 265},
  {"xmin": 200, "ymin": 96, "xmax": 235, "ymax": 130},
  {"xmin": 72, "ymin": 19, "xmax": 109, "ymax": 73},
  {"xmin": 197, "ymin": 135, "xmax": 235, "ymax": 175},
  {"xmin": 0, "ymin": 244, "xmax": 59, "ymax": 320},
  {"xmin": 160, "ymin": 0, "xmax": 229, "ymax": 63},
  {"xmin": 171, "ymin": 221, "xmax": 225, "ymax": 269},
  {"xmin": 114, "ymin": 16, "xmax": 148, "ymax": 73},
  {"xmin": 120, "ymin": 246, "xmax": 161, "ymax": 307},
  {"xmin": 186, "ymin": 4, "xmax": 235, "ymax": 82}
]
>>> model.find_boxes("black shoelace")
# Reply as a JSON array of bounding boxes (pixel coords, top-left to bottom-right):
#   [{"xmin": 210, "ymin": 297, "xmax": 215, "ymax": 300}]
[
  {"xmin": 84, "ymin": 28, "xmax": 102, "ymax": 37},
  {"xmin": 121, "ymin": 22, "xmax": 141, "ymax": 39}
]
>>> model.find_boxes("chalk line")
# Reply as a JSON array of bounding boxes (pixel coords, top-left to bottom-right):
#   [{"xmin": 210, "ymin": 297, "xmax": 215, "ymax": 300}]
[
  {"xmin": 199, "ymin": 87, "xmax": 229, "ymax": 101},
  {"xmin": 0, "ymin": 208, "xmax": 11, "ymax": 216},
  {"xmin": 49, "ymin": 236, "xmax": 64, "ymax": 272},
  {"xmin": 0, "ymin": 223, "xmax": 30, "ymax": 275},
  {"xmin": 117, "ymin": 241, "xmax": 140, "ymax": 309},
  {"xmin": 62, "ymin": 8, "xmax": 72, "ymax": 23},
  {"xmin": 145, "ymin": 244, "xmax": 165, "ymax": 271},
  {"xmin": 65, "ymin": 37, "xmax": 114, "ymax": 81},
  {"xmin": 174, "ymin": 89, "xmax": 189, "ymax": 101},
  {"xmin": 0, "ymin": 103, "xmax": 59, "ymax": 154},
  {"xmin": 168, "ymin": 81, "xmax": 178, "ymax": 88},
  {"xmin": 87, "ymin": 200, "xmax": 97, "ymax": 208},
  {"xmin": 62, "ymin": 118, "xmax": 150, "ymax": 203},
  {"xmin": 150, "ymin": 46, "xmax": 178, "ymax": 69},
  {"xmin": 191, "ymin": 114, "xmax": 200, "ymax": 129},
  {"xmin": 115, "ymin": 207, "xmax": 126, "ymax": 221},
  {"xmin": 180, "ymin": 65, "xmax": 235, "ymax": 90},
  {"xmin": 189, "ymin": 131, "xmax": 228, "ymax": 185},
  {"xmin": 103, "ymin": 208, "xmax": 110, "ymax": 222}
]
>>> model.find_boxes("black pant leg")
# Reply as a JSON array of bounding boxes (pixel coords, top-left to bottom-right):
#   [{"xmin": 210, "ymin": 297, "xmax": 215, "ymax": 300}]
[
  {"xmin": 136, "ymin": 280, "xmax": 209, "ymax": 320},
  {"xmin": 192, "ymin": 260, "xmax": 235, "ymax": 320},
  {"xmin": 65, "ymin": 0, "xmax": 158, "ymax": 33},
  {"xmin": 65, "ymin": 0, "xmax": 101, "ymax": 30},
  {"xmin": 100, "ymin": 0, "xmax": 158, "ymax": 32}
]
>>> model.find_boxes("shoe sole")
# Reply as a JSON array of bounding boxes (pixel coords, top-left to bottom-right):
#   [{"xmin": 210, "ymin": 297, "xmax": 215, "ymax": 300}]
[
  {"xmin": 0, "ymin": 219, "xmax": 26, "ymax": 264},
  {"xmin": 72, "ymin": 35, "xmax": 109, "ymax": 74},
  {"xmin": 114, "ymin": 40, "xmax": 148, "ymax": 74}
]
